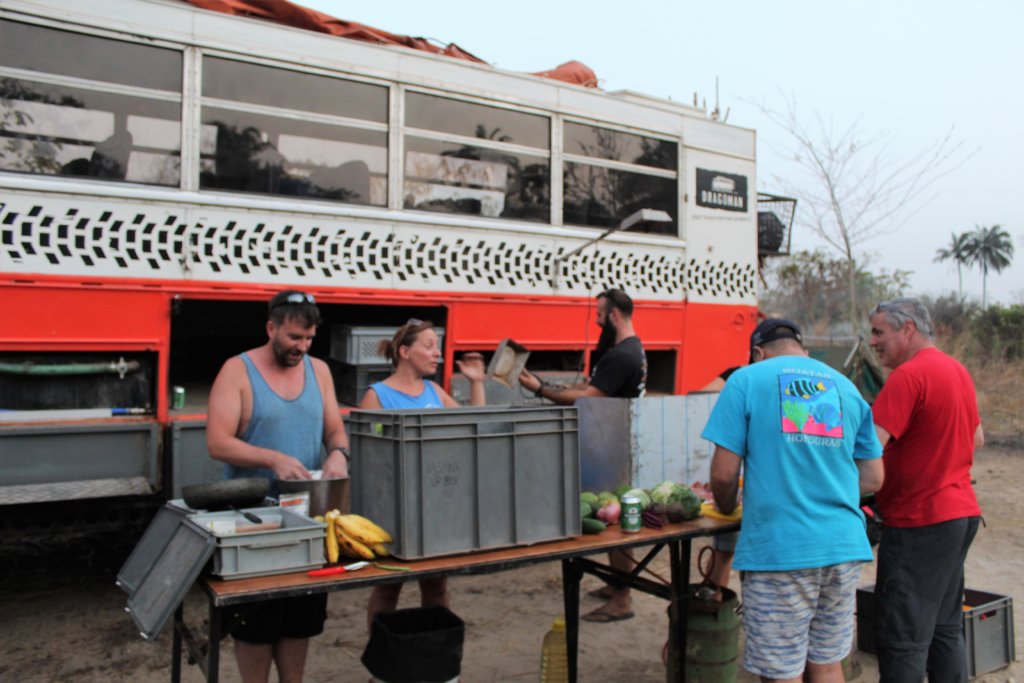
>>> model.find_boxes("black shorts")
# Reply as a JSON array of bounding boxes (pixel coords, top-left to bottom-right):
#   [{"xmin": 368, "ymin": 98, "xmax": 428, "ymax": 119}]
[{"xmin": 228, "ymin": 594, "xmax": 328, "ymax": 644}]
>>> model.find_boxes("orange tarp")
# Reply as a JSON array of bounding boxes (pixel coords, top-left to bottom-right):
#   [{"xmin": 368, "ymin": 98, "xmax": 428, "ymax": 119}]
[
  {"xmin": 531, "ymin": 60, "xmax": 599, "ymax": 88},
  {"xmin": 181, "ymin": 0, "xmax": 599, "ymax": 87}
]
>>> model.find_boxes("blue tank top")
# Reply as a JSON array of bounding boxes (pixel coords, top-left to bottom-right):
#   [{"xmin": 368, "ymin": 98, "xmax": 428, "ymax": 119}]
[
  {"xmin": 369, "ymin": 381, "xmax": 444, "ymax": 409},
  {"xmin": 225, "ymin": 353, "xmax": 324, "ymax": 491}
]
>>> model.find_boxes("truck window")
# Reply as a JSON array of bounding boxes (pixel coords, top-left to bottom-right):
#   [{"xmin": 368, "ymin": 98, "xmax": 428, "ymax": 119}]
[
  {"xmin": 0, "ymin": 19, "xmax": 182, "ymax": 185},
  {"xmin": 562, "ymin": 121, "xmax": 678, "ymax": 235},
  {"xmin": 403, "ymin": 92, "xmax": 550, "ymax": 222},
  {"xmin": 199, "ymin": 57, "xmax": 388, "ymax": 205}
]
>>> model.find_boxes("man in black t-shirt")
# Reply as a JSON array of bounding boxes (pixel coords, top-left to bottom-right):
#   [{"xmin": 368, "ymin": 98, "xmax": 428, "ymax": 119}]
[
  {"xmin": 520, "ymin": 288, "xmax": 647, "ymax": 403},
  {"xmin": 520, "ymin": 288, "xmax": 646, "ymax": 622}
]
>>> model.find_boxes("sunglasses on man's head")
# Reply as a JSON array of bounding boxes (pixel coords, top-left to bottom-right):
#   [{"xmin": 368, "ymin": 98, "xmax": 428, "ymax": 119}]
[{"xmin": 271, "ymin": 292, "xmax": 315, "ymax": 309}]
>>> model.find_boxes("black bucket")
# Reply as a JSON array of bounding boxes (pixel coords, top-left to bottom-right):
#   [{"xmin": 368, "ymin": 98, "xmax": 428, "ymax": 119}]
[{"xmin": 362, "ymin": 606, "xmax": 465, "ymax": 683}]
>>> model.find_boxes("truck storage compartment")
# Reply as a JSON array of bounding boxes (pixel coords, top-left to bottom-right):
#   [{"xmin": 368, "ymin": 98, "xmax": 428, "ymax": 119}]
[
  {"xmin": 0, "ymin": 421, "xmax": 160, "ymax": 504},
  {"xmin": 168, "ymin": 419, "xmax": 223, "ymax": 497},
  {"xmin": 348, "ymin": 406, "xmax": 579, "ymax": 559},
  {"xmin": 0, "ymin": 351, "xmax": 155, "ymax": 416},
  {"xmin": 168, "ymin": 299, "xmax": 448, "ymax": 411}
]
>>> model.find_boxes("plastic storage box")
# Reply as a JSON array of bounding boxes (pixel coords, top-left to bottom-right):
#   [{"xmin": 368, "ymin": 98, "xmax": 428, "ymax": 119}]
[
  {"xmin": 331, "ymin": 361, "xmax": 394, "ymax": 406},
  {"xmin": 348, "ymin": 406, "xmax": 580, "ymax": 560},
  {"xmin": 188, "ymin": 506, "xmax": 325, "ymax": 580},
  {"xmin": 857, "ymin": 585, "xmax": 1015, "ymax": 678},
  {"xmin": 963, "ymin": 588, "xmax": 1016, "ymax": 678},
  {"xmin": 331, "ymin": 325, "xmax": 445, "ymax": 366}
]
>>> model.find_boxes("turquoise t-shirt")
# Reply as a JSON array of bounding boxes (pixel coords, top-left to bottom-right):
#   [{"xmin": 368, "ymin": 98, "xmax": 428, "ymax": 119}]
[{"xmin": 701, "ymin": 354, "xmax": 882, "ymax": 571}]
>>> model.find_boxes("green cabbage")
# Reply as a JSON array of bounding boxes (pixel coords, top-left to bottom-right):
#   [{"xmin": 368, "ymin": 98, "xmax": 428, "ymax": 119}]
[
  {"xmin": 668, "ymin": 484, "xmax": 701, "ymax": 520},
  {"xmin": 650, "ymin": 480, "xmax": 676, "ymax": 505}
]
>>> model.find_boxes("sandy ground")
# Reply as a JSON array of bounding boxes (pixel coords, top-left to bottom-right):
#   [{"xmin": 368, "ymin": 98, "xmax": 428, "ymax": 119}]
[{"xmin": 1, "ymin": 445, "xmax": 1020, "ymax": 683}]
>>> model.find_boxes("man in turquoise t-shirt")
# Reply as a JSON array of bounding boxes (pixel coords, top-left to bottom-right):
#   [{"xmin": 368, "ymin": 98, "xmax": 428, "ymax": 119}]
[{"xmin": 703, "ymin": 319, "xmax": 884, "ymax": 682}]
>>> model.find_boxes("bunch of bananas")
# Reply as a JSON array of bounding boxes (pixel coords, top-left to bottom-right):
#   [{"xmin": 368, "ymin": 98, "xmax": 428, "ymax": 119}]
[{"xmin": 321, "ymin": 510, "xmax": 393, "ymax": 564}]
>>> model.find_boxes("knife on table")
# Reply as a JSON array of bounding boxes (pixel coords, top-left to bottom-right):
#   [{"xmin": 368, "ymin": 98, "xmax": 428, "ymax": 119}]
[{"xmin": 307, "ymin": 561, "xmax": 369, "ymax": 577}]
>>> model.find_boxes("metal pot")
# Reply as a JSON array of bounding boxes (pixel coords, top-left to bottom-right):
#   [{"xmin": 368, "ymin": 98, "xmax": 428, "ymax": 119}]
[{"xmin": 278, "ymin": 476, "xmax": 350, "ymax": 518}]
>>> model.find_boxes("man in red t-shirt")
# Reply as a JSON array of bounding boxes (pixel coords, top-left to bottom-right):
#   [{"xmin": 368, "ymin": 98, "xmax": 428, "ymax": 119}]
[{"xmin": 869, "ymin": 298, "xmax": 984, "ymax": 683}]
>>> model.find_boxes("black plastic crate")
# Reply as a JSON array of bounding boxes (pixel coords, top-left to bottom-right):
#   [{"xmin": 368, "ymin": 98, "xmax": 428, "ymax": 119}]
[{"xmin": 857, "ymin": 585, "xmax": 1015, "ymax": 678}]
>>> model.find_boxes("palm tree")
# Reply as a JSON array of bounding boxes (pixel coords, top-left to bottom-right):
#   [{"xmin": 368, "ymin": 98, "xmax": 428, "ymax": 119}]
[
  {"xmin": 934, "ymin": 231, "xmax": 973, "ymax": 301},
  {"xmin": 966, "ymin": 224, "xmax": 1014, "ymax": 306}
]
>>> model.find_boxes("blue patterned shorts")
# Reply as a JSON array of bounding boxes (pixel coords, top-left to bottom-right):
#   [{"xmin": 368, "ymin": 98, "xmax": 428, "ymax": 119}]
[{"xmin": 740, "ymin": 562, "xmax": 862, "ymax": 678}]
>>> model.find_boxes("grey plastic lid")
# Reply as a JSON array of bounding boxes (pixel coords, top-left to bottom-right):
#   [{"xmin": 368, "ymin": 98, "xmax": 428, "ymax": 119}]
[
  {"xmin": 126, "ymin": 517, "xmax": 216, "ymax": 640},
  {"xmin": 116, "ymin": 503, "xmax": 191, "ymax": 595}
]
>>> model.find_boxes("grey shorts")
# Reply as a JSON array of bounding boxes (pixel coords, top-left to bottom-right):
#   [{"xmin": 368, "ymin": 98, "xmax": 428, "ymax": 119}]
[
  {"xmin": 713, "ymin": 531, "xmax": 738, "ymax": 552},
  {"xmin": 740, "ymin": 562, "xmax": 862, "ymax": 678}
]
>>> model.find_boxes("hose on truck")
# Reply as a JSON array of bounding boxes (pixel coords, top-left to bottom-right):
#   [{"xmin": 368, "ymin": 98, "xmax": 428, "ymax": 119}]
[{"xmin": 0, "ymin": 357, "xmax": 141, "ymax": 379}]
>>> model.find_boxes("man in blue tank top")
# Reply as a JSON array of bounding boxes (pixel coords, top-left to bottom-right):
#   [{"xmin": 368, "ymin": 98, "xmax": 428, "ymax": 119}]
[{"xmin": 207, "ymin": 290, "xmax": 350, "ymax": 683}]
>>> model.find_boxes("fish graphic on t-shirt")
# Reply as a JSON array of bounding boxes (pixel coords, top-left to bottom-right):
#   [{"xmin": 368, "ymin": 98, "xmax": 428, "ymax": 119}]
[
  {"xmin": 784, "ymin": 378, "xmax": 827, "ymax": 400},
  {"xmin": 811, "ymin": 401, "xmax": 842, "ymax": 431}
]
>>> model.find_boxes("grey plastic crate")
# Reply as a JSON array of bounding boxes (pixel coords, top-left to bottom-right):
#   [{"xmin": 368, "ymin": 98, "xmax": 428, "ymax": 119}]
[
  {"xmin": 331, "ymin": 361, "xmax": 394, "ymax": 406},
  {"xmin": 964, "ymin": 588, "xmax": 1015, "ymax": 678},
  {"xmin": 857, "ymin": 585, "xmax": 1015, "ymax": 678},
  {"xmin": 188, "ymin": 507, "xmax": 325, "ymax": 580},
  {"xmin": 331, "ymin": 325, "xmax": 445, "ymax": 366},
  {"xmin": 348, "ymin": 406, "xmax": 580, "ymax": 560}
]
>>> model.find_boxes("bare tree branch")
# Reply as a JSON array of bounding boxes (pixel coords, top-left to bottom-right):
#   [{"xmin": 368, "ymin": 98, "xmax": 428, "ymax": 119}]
[{"xmin": 750, "ymin": 91, "xmax": 978, "ymax": 328}]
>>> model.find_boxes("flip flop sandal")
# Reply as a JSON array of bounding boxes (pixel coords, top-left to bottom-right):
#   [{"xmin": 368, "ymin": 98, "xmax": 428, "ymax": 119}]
[{"xmin": 581, "ymin": 609, "xmax": 635, "ymax": 623}]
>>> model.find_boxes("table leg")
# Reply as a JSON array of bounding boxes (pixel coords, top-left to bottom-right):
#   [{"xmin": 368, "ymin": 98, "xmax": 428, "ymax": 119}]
[
  {"xmin": 562, "ymin": 558, "xmax": 583, "ymax": 683},
  {"xmin": 172, "ymin": 603, "xmax": 183, "ymax": 683},
  {"xmin": 207, "ymin": 602, "xmax": 222, "ymax": 683},
  {"xmin": 666, "ymin": 539, "xmax": 691, "ymax": 683}
]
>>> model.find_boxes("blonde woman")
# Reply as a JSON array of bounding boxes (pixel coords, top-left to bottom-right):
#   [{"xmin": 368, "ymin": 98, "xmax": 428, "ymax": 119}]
[{"xmin": 360, "ymin": 319, "xmax": 485, "ymax": 627}]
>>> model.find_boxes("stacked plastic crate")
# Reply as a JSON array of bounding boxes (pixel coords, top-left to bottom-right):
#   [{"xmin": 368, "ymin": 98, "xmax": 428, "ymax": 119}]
[{"xmin": 329, "ymin": 326, "xmax": 444, "ymax": 406}]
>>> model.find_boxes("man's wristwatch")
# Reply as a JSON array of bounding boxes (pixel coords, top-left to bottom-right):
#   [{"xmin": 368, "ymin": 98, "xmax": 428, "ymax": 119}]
[
  {"xmin": 330, "ymin": 446, "xmax": 350, "ymax": 462},
  {"xmin": 534, "ymin": 381, "xmax": 545, "ymax": 398}
]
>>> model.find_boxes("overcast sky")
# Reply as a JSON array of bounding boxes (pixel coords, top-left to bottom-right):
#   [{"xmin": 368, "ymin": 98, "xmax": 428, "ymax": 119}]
[{"xmin": 300, "ymin": 0, "xmax": 1022, "ymax": 305}]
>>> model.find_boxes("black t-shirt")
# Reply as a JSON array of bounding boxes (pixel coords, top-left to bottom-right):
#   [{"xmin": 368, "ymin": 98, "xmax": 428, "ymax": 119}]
[
  {"xmin": 589, "ymin": 336, "xmax": 647, "ymax": 398},
  {"xmin": 720, "ymin": 366, "xmax": 739, "ymax": 382}
]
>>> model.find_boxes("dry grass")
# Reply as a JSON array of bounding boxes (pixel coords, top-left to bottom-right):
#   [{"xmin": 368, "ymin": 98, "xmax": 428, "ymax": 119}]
[
  {"xmin": 968, "ymin": 360, "xmax": 1024, "ymax": 442},
  {"xmin": 938, "ymin": 332, "xmax": 1024, "ymax": 443}
]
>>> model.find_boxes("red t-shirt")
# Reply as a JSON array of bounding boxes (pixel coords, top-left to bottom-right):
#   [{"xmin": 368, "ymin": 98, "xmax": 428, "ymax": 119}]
[{"xmin": 873, "ymin": 347, "xmax": 981, "ymax": 527}]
